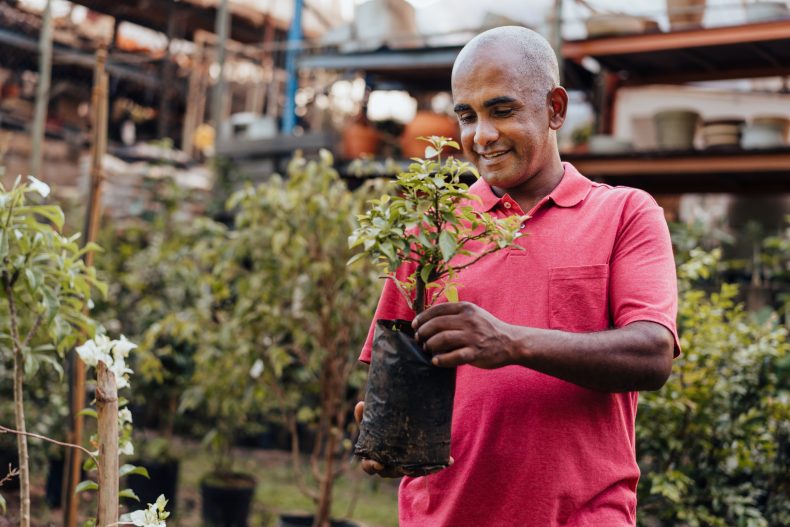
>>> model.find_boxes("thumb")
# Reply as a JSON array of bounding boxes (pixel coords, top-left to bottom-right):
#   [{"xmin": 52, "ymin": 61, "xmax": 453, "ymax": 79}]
[{"xmin": 354, "ymin": 401, "xmax": 365, "ymax": 425}]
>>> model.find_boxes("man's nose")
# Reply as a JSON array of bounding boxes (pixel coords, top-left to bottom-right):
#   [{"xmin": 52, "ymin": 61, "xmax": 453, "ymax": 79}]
[{"xmin": 473, "ymin": 119, "xmax": 498, "ymax": 147}]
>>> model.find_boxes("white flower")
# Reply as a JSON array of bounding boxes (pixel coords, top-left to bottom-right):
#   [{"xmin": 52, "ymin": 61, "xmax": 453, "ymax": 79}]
[
  {"xmin": 27, "ymin": 176, "xmax": 50, "ymax": 198},
  {"xmin": 76, "ymin": 334, "xmax": 137, "ymax": 389},
  {"xmin": 113, "ymin": 335, "xmax": 138, "ymax": 358},
  {"xmin": 250, "ymin": 359, "xmax": 264, "ymax": 379},
  {"xmin": 118, "ymin": 408, "xmax": 133, "ymax": 426},
  {"xmin": 119, "ymin": 439, "xmax": 135, "ymax": 457},
  {"xmin": 120, "ymin": 494, "xmax": 169, "ymax": 527}
]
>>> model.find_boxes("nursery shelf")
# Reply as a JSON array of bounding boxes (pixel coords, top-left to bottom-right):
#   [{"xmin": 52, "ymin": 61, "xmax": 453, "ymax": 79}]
[{"xmin": 563, "ymin": 147, "xmax": 790, "ymax": 194}]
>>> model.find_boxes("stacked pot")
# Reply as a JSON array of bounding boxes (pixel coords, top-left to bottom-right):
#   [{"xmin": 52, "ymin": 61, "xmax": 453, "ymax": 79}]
[{"xmin": 742, "ymin": 116, "xmax": 789, "ymax": 149}]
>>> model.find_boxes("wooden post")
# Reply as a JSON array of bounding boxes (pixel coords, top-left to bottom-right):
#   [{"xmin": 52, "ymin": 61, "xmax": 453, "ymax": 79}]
[
  {"xmin": 211, "ymin": 0, "xmax": 231, "ymax": 126},
  {"xmin": 63, "ymin": 46, "xmax": 109, "ymax": 527},
  {"xmin": 157, "ymin": 4, "xmax": 178, "ymax": 139},
  {"xmin": 95, "ymin": 362, "xmax": 119, "ymax": 526},
  {"xmin": 182, "ymin": 33, "xmax": 206, "ymax": 156},
  {"xmin": 30, "ymin": 0, "xmax": 53, "ymax": 179}
]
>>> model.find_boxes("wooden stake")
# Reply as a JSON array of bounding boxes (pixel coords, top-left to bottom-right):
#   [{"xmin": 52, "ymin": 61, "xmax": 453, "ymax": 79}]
[
  {"xmin": 63, "ymin": 45, "xmax": 109, "ymax": 527},
  {"xmin": 30, "ymin": 0, "xmax": 53, "ymax": 179},
  {"xmin": 95, "ymin": 361, "xmax": 119, "ymax": 526}
]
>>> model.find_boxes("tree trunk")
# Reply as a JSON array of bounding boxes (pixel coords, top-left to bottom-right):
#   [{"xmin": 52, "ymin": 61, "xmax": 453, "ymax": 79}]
[
  {"xmin": 13, "ymin": 346, "xmax": 30, "ymax": 527},
  {"xmin": 314, "ymin": 427, "xmax": 337, "ymax": 527},
  {"xmin": 96, "ymin": 362, "xmax": 119, "ymax": 526}
]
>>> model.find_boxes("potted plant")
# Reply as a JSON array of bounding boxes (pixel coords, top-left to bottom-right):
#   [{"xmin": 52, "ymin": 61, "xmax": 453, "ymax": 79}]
[
  {"xmin": 349, "ymin": 136, "xmax": 525, "ymax": 474},
  {"xmin": 218, "ymin": 150, "xmax": 381, "ymax": 527},
  {"xmin": 0, "ymin": 176, "xmax": 104, "ymax": 526}
]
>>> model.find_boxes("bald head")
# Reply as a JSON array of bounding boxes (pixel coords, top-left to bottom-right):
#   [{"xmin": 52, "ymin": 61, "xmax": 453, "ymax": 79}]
[{"xmin": 452, "ymin": 26, "xmax": 560, "ymax": 96}]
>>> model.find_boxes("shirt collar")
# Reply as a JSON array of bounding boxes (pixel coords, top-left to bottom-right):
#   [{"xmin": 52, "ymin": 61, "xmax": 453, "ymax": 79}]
[{"xmin": 469, "ymin": 162, "xmax": 592, "ymax": 212}]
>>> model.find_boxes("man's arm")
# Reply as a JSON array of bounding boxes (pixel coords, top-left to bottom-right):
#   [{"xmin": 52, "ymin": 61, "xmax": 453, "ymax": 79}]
[{"xmin": 413, "ymin": 301, "xmax": 674, "ymax": 393}]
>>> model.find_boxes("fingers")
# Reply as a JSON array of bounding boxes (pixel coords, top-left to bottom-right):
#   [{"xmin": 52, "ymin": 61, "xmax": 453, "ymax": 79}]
[
  {"xmin": 361, "ymin": 458, "xmax": 406, "ymax": 478},
  {"xmin": 412, "ymin": 301, "xmax": 472, "ymax": 329},
  {"xmin": 354, "ymin": 401, "xmax": 364, "ymax": 425},
  {"xmin": 422, "ymin": 329, "xmax": 470, "ymax": 356},
  {"xmin": 431, "ymin": 347, "xmax": 476, "ymax": 368}
]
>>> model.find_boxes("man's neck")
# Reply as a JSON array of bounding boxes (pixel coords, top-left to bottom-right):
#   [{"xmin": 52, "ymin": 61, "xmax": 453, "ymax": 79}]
[{"xmin": 493, "ymin": 159, "xmax": 566, "ymax": 214}]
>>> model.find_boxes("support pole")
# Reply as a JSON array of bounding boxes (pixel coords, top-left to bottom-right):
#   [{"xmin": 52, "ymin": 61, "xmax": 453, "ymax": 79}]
[
  {"xmin": 95, "ymin": 362, "xmax": 119, "ymax": 527},
  {"xmin": 551, "ymin": 0, "xmax": 564, "ymax": 85},
  {"xmin": 63, "ymin": 46, "xmax": 109, "ymax": 527},
  {"xmin": 282, "ymin": 0, "xmax": 304, "ymax": 134},
  {"xmin": 30, "ymin": 0, "xmax": 53, "ymax": 179},
  {"xmin": 210, "ymin": 0, "xmax": 230, "ymax": 127}
]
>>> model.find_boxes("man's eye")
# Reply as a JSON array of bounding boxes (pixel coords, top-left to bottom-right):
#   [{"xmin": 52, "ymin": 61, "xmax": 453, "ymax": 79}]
[
  {"xmin": 493, "ymin": 108, "xmax": 513, "ymax": 118},
  {"xmin": 458, "ymin": 114, "xmax": 476, "ymax": 124}
]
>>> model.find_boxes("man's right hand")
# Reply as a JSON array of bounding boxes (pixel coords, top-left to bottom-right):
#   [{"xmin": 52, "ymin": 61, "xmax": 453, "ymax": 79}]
[{"xmin": 354, "ymin": 401, "xmax": 453, "ymax": 478}]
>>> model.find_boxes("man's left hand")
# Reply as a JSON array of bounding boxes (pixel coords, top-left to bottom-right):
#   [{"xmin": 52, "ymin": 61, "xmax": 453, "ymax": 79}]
[{"xmin": 413, "ymin": 302, "xmax": 520, "ymax": 369}]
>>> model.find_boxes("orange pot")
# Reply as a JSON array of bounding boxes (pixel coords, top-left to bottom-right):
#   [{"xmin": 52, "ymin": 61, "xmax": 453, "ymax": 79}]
[
  {"xmin": 400, "ymin": 111, "xmax": 459, "ymax": 158},
  {"xmin": 342, "ymin": 121, "xmax": 381, "ymax": 159}
]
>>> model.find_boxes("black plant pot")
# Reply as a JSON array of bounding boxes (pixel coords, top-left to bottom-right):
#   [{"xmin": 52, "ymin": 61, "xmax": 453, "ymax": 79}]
[
  {"xmin": 277, "ymin": 513, "xmax": 362, "ymax": 527},
  {"xmin": 354, "ymin": 319, "xmax": 456, "ymax": 475},
  {"xmin": 127, "ymin": 459, "xmax": 180, "ymax": 516},
  {"xmin": 200, "ymin": 472, "xmax": 256, "ymax": 527}
]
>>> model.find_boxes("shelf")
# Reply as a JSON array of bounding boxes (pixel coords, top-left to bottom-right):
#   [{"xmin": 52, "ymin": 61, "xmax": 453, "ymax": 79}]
[
  {"xmin": 563, "ymin": 148, "xmax": 790, "ymax": 194},
  {"xmin": 562, "ymin": 19, "xmax": 790, "ymax": 85},
  {"xmin": 298, "ymin": 45, "xmax": 594, "ymax": 91}
]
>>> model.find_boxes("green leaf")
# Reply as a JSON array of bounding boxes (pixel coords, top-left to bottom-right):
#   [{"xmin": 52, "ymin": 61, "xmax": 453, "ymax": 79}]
[
  {"xmin": 79, "ymin": 408, "xmax": 98, "ymax": 419},
  {"xmin": 445, "ymin": 285, "xmax": 459, "ymax": 303},
  {"xmin": 420, "ymin": 264, "xmax": 433, "ymax": 285},
  {"xmin": 438, "ymin": 230, "xmax": 457, "ymax": 262},
  {"xmin": 424, "ymin": 146, "xmax": 439, "ymax": 159},
  {"xmin": 0, "ymin": 493, "xmax": 6, "ymax": 514},
  {"xmin": 120, "ymin": 464, "xmax": 150, "ymax": 478},
  {"xmin": 75, "ymin": 480, "xmax": 99, "ymax": 494},
  {"xmin": 119, "ymin": 488, "xmax": 140, "ymax": 502}
]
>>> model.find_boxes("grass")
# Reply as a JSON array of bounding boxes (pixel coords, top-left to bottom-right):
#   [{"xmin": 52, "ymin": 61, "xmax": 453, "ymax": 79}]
[
  {"xmin": 153, "ymin": 437, "xmax": 399, "ymax": 527},
  {"xmin": 5, "ymin": 436, "xmax": 399, "ymax": 527}
]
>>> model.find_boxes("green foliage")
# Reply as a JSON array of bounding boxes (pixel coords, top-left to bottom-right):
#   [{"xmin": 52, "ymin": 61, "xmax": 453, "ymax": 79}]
[
  {"xmin": 637, "ymin": 248, "xmax": 790, "ymax": 527},
  {"xmin": 0, "ymin": 176, "xmax": 103, "ymax": 359},
  {"xmin": 349, "ymin": 136, "xmax": 525, "ymax": 313}
]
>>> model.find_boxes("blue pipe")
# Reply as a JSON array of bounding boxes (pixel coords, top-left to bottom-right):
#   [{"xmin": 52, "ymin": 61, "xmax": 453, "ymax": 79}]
[{"xmin": 282, "ymin": 0, "xmax": 303, "ymax": 134}]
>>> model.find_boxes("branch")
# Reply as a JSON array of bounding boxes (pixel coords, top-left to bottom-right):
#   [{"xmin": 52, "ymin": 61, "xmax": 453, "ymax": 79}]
[
  {"xmin": 20, "ymin": 311, "xmax": 44, "ymax": 351},
  {"xmin": 0, "ymin": 464, "xmax": 20, "ymax": 488},
  {"xmin": 0, "ymin": 424, "xmax": 99, "ymax": 468},
  {"xmin": 449, "ymin": 247, "xmax": 501, "ymax": 273}
]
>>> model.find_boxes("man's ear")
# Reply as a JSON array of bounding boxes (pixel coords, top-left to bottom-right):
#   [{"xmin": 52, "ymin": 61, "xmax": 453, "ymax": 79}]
[{"xmin": 547, "ymin": 87, "xmax": 568, "ymax": 130}]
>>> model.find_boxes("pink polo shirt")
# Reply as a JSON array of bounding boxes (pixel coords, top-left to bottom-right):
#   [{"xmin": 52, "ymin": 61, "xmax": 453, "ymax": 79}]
[{"xmin": 359, "ymin": 162, "xmax": 679, "ymax": 527}]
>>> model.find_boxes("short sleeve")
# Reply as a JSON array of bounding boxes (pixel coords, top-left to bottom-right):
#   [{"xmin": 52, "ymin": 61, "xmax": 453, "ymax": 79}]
[
  {"xmin": 359, "ymin": 261, "xmax": 417, "ymax": 363},
  {"xmin": 609, "ymin": 192, "xmax": 681, "ymax": 356}
]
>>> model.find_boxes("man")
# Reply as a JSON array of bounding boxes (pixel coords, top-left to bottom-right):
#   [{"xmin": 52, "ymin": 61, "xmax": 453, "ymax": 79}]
[{"xmin": 356, "ymin": 26, "xmax": 679, "ymax": 526}]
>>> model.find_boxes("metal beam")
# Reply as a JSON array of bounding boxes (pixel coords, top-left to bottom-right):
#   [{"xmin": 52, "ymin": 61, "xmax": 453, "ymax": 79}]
[{"xmin": 563, "ymin": 19, "xmax": 790, "ymax": 61}]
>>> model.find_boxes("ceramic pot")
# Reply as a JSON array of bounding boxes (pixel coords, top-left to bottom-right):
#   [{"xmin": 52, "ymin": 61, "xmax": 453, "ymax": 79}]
[
  {"xmin": 702, "ymin": 118, "xmax": 744, "ymax": 149},
  {"xmin": 401, "ymin": 111, "xmax": 459, "ymax": 158},
  {"xmin": 666, "ymin": 0, "xmax": 706, "ymax": 29},
  {"xmin": 342, "ymin": 121, "xmax": 381, "ymax": 160},
  {"xmin": 745, "ymin": 1, "xmax": 789, "ymax": 23},
  {"xmin": 654, "ymin": 109, "xmax": 700, "ymax": 150}
]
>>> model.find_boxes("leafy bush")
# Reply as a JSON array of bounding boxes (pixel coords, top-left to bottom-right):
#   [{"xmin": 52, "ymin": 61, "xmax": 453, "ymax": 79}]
[{"xmin": 637, "ymin": 248, "xmax": 790, "ymax": 527}]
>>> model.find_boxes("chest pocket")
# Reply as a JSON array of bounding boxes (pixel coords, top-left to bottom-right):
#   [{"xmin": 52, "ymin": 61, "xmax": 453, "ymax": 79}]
[{"xmin": 548, "ymin": 265, "xmax": 610, "ymax": 332}]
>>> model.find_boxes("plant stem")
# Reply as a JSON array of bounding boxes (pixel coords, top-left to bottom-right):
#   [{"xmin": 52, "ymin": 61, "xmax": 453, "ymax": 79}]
[
  {"xmin": 0, "ymin": 425, "xmax": 98, "ymax": 468},
  {"xmin": 5, "ymin": 276, "xmax": 30, "ymax": 527}
]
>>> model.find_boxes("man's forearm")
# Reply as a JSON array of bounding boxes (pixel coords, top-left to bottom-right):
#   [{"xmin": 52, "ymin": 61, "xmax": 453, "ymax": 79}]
[{"xmin": 509, "ymin": 321, "xmax": 674, "ymax": 393}]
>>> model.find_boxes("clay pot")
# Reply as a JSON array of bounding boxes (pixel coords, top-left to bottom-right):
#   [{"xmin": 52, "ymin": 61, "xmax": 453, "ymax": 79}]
[
  {"xmin": 654, "ymin": 109, "xmax": 700, "ymax": 150},
  {"xmin": 742, "ymin": 115, "xmax": 789, "ymax": 148},
  {"xmin": 666, "ymin": 0, "xmax": 706, "ymax": 30},
  {"xmin": 341, "ymin": 120, "xmax": 381, "ymax": 160},
  {"xmin": 401, "ymin": 111, "xmax": 459, "ymax": 159},
  {"xmin": 702, "ymin": 118, "xmax": 744, "ymax": 150}
]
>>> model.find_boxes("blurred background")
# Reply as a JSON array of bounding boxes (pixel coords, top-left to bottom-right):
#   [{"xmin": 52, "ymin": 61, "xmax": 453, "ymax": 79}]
[{"xmin": 0, "ymin": 1, "xmax": 788, "ymax": 526}]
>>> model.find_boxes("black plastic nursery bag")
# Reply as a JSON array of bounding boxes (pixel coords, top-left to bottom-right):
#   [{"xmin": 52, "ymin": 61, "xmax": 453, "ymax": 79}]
[{"xmin": 354, "ymin": 319, "xmax": 456, "ymax": 476}]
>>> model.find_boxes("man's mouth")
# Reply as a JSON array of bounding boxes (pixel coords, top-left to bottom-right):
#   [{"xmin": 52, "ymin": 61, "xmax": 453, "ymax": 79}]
[{"xmin": 479, "ymin": 150, "xmax": 509, "ymax": 160}]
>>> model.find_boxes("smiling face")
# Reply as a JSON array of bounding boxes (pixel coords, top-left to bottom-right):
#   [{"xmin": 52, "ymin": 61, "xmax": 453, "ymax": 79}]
[{"xmin": 451, "ymin": 29, "xmax": 567, "ymax": 204}]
